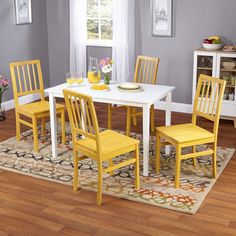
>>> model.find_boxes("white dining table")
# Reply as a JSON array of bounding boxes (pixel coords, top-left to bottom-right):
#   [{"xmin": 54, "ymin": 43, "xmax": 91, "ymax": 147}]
[{"xmin": 46, "ymin": 80, "xmax": 175, "ymax": 176}]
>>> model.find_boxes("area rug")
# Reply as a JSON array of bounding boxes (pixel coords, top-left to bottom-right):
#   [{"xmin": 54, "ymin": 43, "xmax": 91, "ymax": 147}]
[{"xmin": 0, "ymin": 123, "xmax": 234, "ymax": 214}]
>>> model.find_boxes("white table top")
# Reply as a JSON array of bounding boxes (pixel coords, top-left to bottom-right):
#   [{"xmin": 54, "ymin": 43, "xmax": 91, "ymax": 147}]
[{"xmin": 46, "ymin": 80, "xmax": 175, "ymax": 107}]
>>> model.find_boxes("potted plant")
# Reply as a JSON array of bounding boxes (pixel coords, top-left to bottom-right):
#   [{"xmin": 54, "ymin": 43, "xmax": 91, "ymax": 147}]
[
  {"xmin": 99, "ymin": 57, "xmax": 113, "ymax": 85},
  {"xmin": 0, "ymin": 75, "xmax": 9, "ymax": 121}
]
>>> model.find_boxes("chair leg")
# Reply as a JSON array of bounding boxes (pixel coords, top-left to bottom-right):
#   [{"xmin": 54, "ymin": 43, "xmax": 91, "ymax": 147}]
[
  {"xmin": 108, "ymin": 159, "xmax": 113, "ymax": 176},
  {"xmin": 126, "ymin": 106, "xmax": 131, "ymax": 136},
  {"xmin": 175, "ymin": 145, "xmax": 181, "ymax": 188},
  {"xmin": 16, "ymin": 112, "xmax": 21, "ymax": 142},
  {"xmin": 97, "ymin": 160, "xmax": 103, "ymax": 205},
  {"xmin": 156, "ymin": 132, "xmax": 161, "ymax": 173},
  {"xmin": 32, "ymin": 115, "xmax": 39, "ymax": 152},
  {"xmin": 132, "ymin": 108, "xmax": 137, "ymax": 126},
  {"xmin": 192, "ymin": 145, "xmax": 197, "ymax": 166},
  {"xmin": 151, "ymin": 105, "xmax": 155, "ymax": 133},
  {"xmin": 41, "ymin": 117, "xmax": 46, "ymax": 137},
  {"xmin": 212, "ymin": 142, "xmax": 217, "ymax": 178},
  {"xmin": 135, "ymin": 144, "xmax": 140, "ymax": 190},
  {"xmin": 108, "ymin": 104, "xmax": 112, "ymax": 129},
  {"xmin": 61, "ymin": 109, "xmax": 66, "ymax": 144},
  {"xmin": 73, "ymin": 150, "xmax": 79, "ymax": 191}
]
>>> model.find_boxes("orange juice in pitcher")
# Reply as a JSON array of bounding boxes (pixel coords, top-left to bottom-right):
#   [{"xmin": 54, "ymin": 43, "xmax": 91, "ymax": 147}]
[{"xmin": 87, "ymin": 57, "xmax": 101, "ymax": 83}]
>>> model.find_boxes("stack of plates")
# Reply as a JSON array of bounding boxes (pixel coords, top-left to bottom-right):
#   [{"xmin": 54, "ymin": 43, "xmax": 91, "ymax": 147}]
[{"xmin": 117, "ymin": 83, "xmax": 143, "ymax": 92}]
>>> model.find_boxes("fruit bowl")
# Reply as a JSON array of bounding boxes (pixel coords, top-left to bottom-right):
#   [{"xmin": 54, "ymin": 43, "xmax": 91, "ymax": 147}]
[{"xmin": 203, "ymin": 43, "xmax": 222, "ymax": 50}]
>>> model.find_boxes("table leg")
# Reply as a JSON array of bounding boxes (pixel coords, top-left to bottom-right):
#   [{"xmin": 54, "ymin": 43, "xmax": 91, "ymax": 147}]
[
  {"xmin": 165, "ymin": 91, "xmax": 172, "ymax": 154},
  {"xmin": 142, "ymin": 104, "xmax": 150, "ymax": 176},
  {"xmin": 49, "ymin": 94, "xmax": 57, "ymax": 158}
]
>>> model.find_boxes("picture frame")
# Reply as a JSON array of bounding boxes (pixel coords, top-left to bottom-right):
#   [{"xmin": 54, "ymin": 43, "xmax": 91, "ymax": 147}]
[
  {"xmin": 152, "ymin": 0, "xmax": 172, "ymax": 37},
  {"xmin": 14, "ymin": 0, "xmax": 32, "ymax": 25}
]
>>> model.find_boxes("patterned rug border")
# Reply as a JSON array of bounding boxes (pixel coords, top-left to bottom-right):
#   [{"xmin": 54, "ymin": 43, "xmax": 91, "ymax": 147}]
[
  {"xmin": 186, "ymin": 147, "xmax": 235, "ymax": 214},
  {"xmin": 0, "ymin": 128, "xmax": 235, "ymax": 215}
]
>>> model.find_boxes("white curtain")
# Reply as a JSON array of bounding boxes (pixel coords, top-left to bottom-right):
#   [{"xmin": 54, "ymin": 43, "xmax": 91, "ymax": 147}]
[
  {"xmin": 112, "ymin": 0, "xmax": 135, "ymax": 83},
  {"xmin": 70, "ymin": 0, "xmax": 87, "ymax": 74}
]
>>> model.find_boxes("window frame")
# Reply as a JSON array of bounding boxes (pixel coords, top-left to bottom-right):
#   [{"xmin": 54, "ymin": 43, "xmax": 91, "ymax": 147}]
[{"xmin": 86, "ymin": 0, "xmax": 113, "ymax": 47}]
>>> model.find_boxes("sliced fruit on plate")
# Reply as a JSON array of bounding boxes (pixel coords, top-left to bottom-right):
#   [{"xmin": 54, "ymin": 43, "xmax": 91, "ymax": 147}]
[{"xmin": 91, "ymin": 84, "xmax": 109, "ymax": 90}]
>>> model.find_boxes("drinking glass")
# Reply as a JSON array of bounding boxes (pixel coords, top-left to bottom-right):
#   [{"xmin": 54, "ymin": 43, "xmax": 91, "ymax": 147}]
[
  {"xmin": 66, "ymin": 72, "xmax": 75, "ymax": 86},
  {"xmin": 75, "ymin": 72, "xmax": 84, "ymax": 85}
]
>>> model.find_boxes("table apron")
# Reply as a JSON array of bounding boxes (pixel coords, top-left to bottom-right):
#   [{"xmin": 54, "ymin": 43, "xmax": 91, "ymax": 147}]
[{"xmin": 48, "ymin": 92, "xmax": 171, "ymax": 109}]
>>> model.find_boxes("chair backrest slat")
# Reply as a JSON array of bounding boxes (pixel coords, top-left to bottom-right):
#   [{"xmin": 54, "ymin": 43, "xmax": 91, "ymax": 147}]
[
  {"xmin": 80, "ymin": 100, "xmax": 89, "ymax": 133},
  {"xmin": 16, "ymin": 66, "xmax": 23, "ymax": 94},
  {"xmin": 10, "ymin": 60, "xmax": 45, "ymax": 107},
  {"xmin": 203, "ymin": 80, "xmax": 211, "ymax": 113},
  {"xmin": 192, "ymin": 74, "xmax": 226, "ymax": 136},
  {"xmin": 212, "ymin": 81, "xmax": 219, "ymax": 115},
  {"xmin": 32, "ymin": 63, "xmax": 38, "ymax": 90},
  {"xmin": 27, "ymin": 64, "xmax": 33, "ymax": 91},
  {"xmin": 63, "ymin": 90, "xmax": 101, "ymax": 154},
  {"xmin": 22, "ymin": 65, "xmax": 28, "ymax": 92},
  {"xmin": 134, "ymin": 56, "xmax": 160, "ymax": 85}
]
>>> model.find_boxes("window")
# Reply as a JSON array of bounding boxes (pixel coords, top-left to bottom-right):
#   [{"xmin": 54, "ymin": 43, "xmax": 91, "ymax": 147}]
[{"xmin": 87, "ymin": 0, "xmax": 113, "ymax": 45}]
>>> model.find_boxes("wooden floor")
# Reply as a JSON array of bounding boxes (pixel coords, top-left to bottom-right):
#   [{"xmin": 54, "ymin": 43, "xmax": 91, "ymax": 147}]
[{"xmin": 0, "ymin": 104, "xmax": 236, "ymax": 236}]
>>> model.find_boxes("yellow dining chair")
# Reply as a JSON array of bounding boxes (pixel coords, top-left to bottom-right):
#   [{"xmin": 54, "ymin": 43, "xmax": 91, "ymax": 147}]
[
  {"xmin": 63, "ymin": 89, "xmax": 140, "ymax": 205},
  {"xmin": 10, "ymin": 60, "xmax": 66, "ymax": 152},
  {"xmin": 156, "ymin": 74, "xmax": 226, "ymax": 188},
  {"xmin": 108, "ymin": 55, "xmax": 160, "ymax": 135}
]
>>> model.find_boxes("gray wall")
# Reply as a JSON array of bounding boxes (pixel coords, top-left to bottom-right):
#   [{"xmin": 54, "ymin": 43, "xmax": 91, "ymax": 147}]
[
  {"xmin": 0, "ymin": 0, "xmax": 49, "ymax": 102},
  {"xmin": 138, "ymin": 0, "xmax": 236, "ymax": 104},
  {"xmin": 46, "ymin": 0, "xmax": 70, "ymax": 86}
]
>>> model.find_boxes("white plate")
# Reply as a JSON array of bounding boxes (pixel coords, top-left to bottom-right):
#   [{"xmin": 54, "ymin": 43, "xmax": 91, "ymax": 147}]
[
  {"xmin": 117, "ymin": 86, "xmax": 143, "ymax": 93},
  {"xmin": 119, "ymin": 83, "xmax": 140, "ymax": 90}
]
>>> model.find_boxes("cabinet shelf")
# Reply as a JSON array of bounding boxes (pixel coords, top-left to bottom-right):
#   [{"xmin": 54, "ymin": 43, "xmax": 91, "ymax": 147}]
[
  {"xmin": 220, "ymin": 68, "xmax": 236, "ymax": 72},
  {"xmin": 225, "ymin": 84, "xmax": 235, "ymax": 88},
  {"xmin": 197, "ymin": 67, "xmax": 212, "ymax": 70}
]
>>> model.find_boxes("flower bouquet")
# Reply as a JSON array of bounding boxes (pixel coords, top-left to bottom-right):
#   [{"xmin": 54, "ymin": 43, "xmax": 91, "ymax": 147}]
[
  {"xmin": 99, "ymin": 57, "xmax": 113, "ymax": 85},
  {"xmin": 0, "ymin": 75, "xmax": 9, "ymax": 121}
]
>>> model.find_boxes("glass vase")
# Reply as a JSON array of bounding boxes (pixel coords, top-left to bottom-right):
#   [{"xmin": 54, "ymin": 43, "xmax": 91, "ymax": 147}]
[{"xmin": 104, "ymin": 74, "xmax": 110, "ymax": 85}]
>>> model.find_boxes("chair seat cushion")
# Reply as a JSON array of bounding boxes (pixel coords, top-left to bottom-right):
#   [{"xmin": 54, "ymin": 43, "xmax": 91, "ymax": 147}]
[
  {"xmin": 76, "ymin": 130, "xmax": 139, "ymax": 159},
  {"xmin": 18, "ymin": 101, "xmax": 64, "ymax": 115},
  {"xmin": 156, "ymin": 123, "xmax": 214, "ymax": 144}
]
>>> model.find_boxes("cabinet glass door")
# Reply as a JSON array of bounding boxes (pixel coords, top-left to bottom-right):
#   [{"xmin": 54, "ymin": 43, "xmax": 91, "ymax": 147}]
[
  {"xmin": 196, "ymin": 55, "xmax": 214, "ymax": 79},
  {"xmin": 219, "ymin": 56, "xmax": 236, "ymax": 101}
]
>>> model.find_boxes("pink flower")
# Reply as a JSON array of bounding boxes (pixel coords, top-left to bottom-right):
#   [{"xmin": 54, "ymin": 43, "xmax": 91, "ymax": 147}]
[
  {"xmin": 99, "ymin": 57, "xmax": 113, "ymax": 70},
  {"xmin": 99, "ymin": 59, "xmax": 106, "ymax": 67},
  {"xmin": 0, "ymin": 76, "xmax": 9, "ymax": 89}
]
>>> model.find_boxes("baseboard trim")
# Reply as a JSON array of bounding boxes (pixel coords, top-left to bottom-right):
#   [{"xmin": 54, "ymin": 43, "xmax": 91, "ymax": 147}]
[
  {"xmin": 2, "ymin": 94, "xmax": 43, "ymax": 111},
  {"xmin": 154, "ymin": 101, "xmax": 193, "ymax": 114}
]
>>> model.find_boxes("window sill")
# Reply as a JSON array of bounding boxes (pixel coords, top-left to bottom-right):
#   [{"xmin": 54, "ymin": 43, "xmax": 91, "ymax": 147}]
[{"xmin": 86, "ymin": 40, "xmax": 113, "ymax": 48}]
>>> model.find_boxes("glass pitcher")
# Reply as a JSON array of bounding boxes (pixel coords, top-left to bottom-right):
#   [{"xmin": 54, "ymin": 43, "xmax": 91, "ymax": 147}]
[{"xmin": 87, "ymin": 57, "xmax": 101, "ymax": 83}]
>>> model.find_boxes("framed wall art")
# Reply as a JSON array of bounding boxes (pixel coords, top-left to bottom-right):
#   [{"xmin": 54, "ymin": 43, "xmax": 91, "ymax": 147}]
[
  {"xmin": 15, "ymin": 0, "xmax": 32, "ymax": 25},
  {"xmin": 152, "ymin": 0, "xmax": 172, "ymax": 37}
]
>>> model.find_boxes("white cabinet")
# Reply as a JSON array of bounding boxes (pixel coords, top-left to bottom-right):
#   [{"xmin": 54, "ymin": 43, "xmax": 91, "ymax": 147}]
[{"xmin": 193, "ymin": 49, "xmax": 236, "ymax": 127}]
